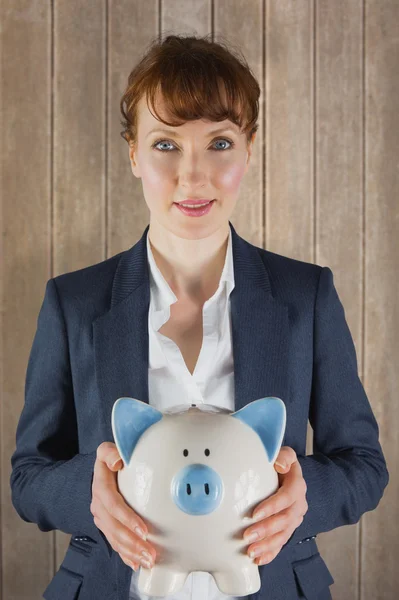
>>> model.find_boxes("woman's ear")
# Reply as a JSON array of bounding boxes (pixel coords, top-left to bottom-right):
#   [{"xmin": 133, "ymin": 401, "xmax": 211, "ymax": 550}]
[
  {"xmin": 129, "ymin": 142, "xmax": 141, "ymax": 178},
  {"xmin": 245, "ymin": 132, "xmax": 256, "ymax": 172}
]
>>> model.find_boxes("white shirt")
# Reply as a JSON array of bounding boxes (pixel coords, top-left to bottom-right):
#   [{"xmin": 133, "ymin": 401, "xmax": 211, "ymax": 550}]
[{"xmin": 129, "ymin": 227, "xmax": 240, "ymax": 600}]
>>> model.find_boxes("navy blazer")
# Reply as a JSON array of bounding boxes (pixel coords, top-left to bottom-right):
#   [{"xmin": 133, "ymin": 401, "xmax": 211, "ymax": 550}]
[{"xmin": 10, "ymin": 221, "xmax": 389, "ymax": 600}]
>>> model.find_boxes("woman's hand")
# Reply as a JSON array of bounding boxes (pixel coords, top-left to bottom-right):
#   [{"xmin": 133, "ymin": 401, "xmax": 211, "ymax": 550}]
[
  {"xmin": 90, "ymin": 442, "xmax": 156, "ymax": 572},
  {"xmin": 242, "ymin": 446, "xmax": 308, "ymax": 566}
]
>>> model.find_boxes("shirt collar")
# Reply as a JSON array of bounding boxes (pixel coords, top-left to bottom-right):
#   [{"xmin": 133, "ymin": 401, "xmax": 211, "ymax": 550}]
[{"xmin": 146, "ymin": 227, "xmax": 235, "ymax": 330}]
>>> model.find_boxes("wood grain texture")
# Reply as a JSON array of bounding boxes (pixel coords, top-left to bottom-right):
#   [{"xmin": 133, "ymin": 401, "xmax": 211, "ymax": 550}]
[
  {"xmin": 362, "ymin": 2, "xmax": 399, "ymax": 598},
  {"xmin": 108, "ymin": 0, "xmax": 159, "ymax": 257},
  {"xmin": 54, "ymin": 1, "xmax": 106, "ymax": 273},
  {"xmin": 315, "ymin": 2, "xmax": 364, "ymax": 598},
  {"xmin": 266, "ymin": 0, "xmax": 314, "ymax": 263},
  {"xmin": 2, "ymin": 2, "xmax": 53, "ymax": 599},
  {"xmin": 1, "ymin": 1, "xmax": 396, "ymax": 598}
]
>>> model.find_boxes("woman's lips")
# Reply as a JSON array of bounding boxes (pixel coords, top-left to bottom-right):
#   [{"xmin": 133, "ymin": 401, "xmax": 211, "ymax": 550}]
[
  {"xmin": 175, "ymin": 199, "xmax": 215, "ymax": 206},
  {"xmin": 174, "ymin": 200, "xmax": 215, "ymax": 217}
]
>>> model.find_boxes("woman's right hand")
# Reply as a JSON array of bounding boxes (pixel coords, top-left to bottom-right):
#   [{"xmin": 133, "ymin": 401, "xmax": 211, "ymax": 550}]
[{"xmin": 90, "ymin": 442, "xmax": 156, "ymax": 572}]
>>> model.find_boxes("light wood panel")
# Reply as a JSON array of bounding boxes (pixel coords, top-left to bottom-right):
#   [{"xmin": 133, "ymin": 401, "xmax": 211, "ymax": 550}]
[
  {"xmin": 315, "ymin": 2, "xmax": 364, "ymax": 598},
  {"xmin": 266, "ymin": 0, "xmax": 314, "ymax": 263},
  {"xmin": 363, "ymin": 1, "xmax": 399, "ymax": 598},
  {"xmin": 2, "ymin": 2, "xmax": 52, "ymax": 599}
]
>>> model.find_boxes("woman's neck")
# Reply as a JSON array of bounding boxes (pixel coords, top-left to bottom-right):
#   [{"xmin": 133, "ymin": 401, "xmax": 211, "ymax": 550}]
[{"xmin": 148, "ymin": 221, "xmax": 230, "ymax": 304}]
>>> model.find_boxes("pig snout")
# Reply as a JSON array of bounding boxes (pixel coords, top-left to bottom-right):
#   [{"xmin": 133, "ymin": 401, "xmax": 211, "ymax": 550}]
[{"xmin": 171, "ymin": 464, "xmax": 223, "ymax": 515}]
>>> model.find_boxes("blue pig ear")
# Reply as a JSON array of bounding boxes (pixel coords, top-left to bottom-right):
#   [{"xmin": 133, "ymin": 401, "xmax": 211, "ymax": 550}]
[
  {"xmin": 231, "ymin": 397, "xmax": 286, "ymax": 464},
  {"xmin": 111, "ymin": 398, "xmax": 163, "ymax": 465}
]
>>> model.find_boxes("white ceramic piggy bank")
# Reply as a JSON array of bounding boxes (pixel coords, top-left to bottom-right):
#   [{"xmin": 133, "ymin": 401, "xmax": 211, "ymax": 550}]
[{"xmin": 111, "ymin": 397, "xmax": 286, "ymax": 597}]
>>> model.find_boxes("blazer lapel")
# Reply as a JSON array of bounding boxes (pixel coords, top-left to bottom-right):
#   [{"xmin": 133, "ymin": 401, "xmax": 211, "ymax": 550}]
[{"xmin": 92, "ymin": 221, "xmax": 291, "ymax": 443}]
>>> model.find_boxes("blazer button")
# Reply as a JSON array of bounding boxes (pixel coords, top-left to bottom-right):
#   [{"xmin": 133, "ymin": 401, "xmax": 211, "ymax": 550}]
[{"xmin": 298, "ymin": 535, "xmax": 317, "ymax": 544}]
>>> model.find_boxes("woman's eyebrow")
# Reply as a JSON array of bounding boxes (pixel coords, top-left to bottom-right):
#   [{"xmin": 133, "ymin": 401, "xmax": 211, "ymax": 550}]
[{"xmin": 146, "ymin": 127, "xmax": 237, "ymax": 139}]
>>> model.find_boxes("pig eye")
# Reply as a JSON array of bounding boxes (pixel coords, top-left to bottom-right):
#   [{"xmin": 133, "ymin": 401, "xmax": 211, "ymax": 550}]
[
  {"xmin": 204, "ymin": 449, "xmax": 210, "ymax": 456},
  {"xmin": 183, "ymin": 449, "xmax": 189, "ymax": 457}
]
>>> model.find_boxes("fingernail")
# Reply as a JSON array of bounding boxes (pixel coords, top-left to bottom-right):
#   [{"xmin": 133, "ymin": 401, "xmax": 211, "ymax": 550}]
[
  {"xmin": 275, "ymin": 461, "xmax": 287, "ymax": 469},
  {"xmin": 253, "ymin": 510, "xmax": 266, "ymax": 521},
  {"xmin": 110, "ymin": 458, "xmax": 122, "ymax": 469},
  {"xmin": 141, "ymin": 559, "xmax": 152, "ymax": 569},
  {"xmin": 244, "ymin": 531, "xmax": 259, "ymax": 543},
  {"xmin": 141, "ymin": 550, "xmax": 152, "ymax": 563},
  {"xmin": 135, "ymin": 526, "xmax": 147, "ymax": 540}
]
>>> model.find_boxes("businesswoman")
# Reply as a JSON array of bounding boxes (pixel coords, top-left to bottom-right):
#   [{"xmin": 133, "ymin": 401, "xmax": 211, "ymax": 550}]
[{"xmin": 10, "ymin": 34, "xmax": 388, "ymax": 600}]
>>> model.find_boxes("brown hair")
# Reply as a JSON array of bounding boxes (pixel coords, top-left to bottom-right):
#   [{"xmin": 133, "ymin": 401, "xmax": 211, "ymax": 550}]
[{"xmin": 119, "ymin": 33, "xmax": 260, "ymax": 148}]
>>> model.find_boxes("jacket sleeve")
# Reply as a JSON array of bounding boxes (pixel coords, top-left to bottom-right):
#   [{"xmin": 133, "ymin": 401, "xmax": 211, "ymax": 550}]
[
  {"xmin": 284, "ymin": 266, "xmax": 389, "ymax": 547},
  {"xmin": 9, "ymin": 278, "xmax": 113, "ymax": 558}
]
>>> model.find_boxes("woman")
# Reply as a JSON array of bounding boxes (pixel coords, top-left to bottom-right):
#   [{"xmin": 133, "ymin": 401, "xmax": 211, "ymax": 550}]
[{"xmin": 10, "ymin": 34, "xmax": 388, "ymax": 600}]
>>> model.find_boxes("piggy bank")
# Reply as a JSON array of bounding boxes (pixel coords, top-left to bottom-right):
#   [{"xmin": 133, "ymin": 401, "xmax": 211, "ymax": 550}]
[{"xmin": 111, "ymin": 397, "xmax": 286, "ymax": 597}]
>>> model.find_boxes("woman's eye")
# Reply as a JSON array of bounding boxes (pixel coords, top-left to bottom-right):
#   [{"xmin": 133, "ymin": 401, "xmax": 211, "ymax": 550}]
[
  {"xmin": 213, "ymin": 139, "xmax": 233, "ymax": 151},
  {"xmin": 151, "ymin": 138, "xmax": 234, "ymax": 152}
]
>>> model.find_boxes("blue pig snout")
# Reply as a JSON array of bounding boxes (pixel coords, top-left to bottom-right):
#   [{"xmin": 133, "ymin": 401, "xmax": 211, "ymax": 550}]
[{"xmin": 171, "ymin": 464, "xmax": 223, "ymax": 515}]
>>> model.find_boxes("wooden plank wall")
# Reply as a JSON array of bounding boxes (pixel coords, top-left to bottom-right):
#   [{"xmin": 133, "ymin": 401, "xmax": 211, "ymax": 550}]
[{"xmin": 1, "ymin": 1, "xmax": 397, "ymax": 598}]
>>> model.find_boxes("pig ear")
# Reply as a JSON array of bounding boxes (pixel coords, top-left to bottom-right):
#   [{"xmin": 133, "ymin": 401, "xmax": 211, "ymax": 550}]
[
  {"xmin": 231, "ymin": 397, "xmax": 286, "ymax": 464},
  {"xmin": 112, "ymin": 398, "xmax": 163, "ymax": 465}
]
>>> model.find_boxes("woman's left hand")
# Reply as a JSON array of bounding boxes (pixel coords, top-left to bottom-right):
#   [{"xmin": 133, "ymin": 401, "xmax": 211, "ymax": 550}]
[{"xmin": 242, "ymin": 446, "xmax": 308, "ymax": 566}]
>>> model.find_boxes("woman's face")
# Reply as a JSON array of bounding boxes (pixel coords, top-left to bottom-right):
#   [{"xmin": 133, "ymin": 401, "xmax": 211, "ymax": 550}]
[{"xmin": 129, "ymin": 91, "xmax": 255, "ymax": 239}]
